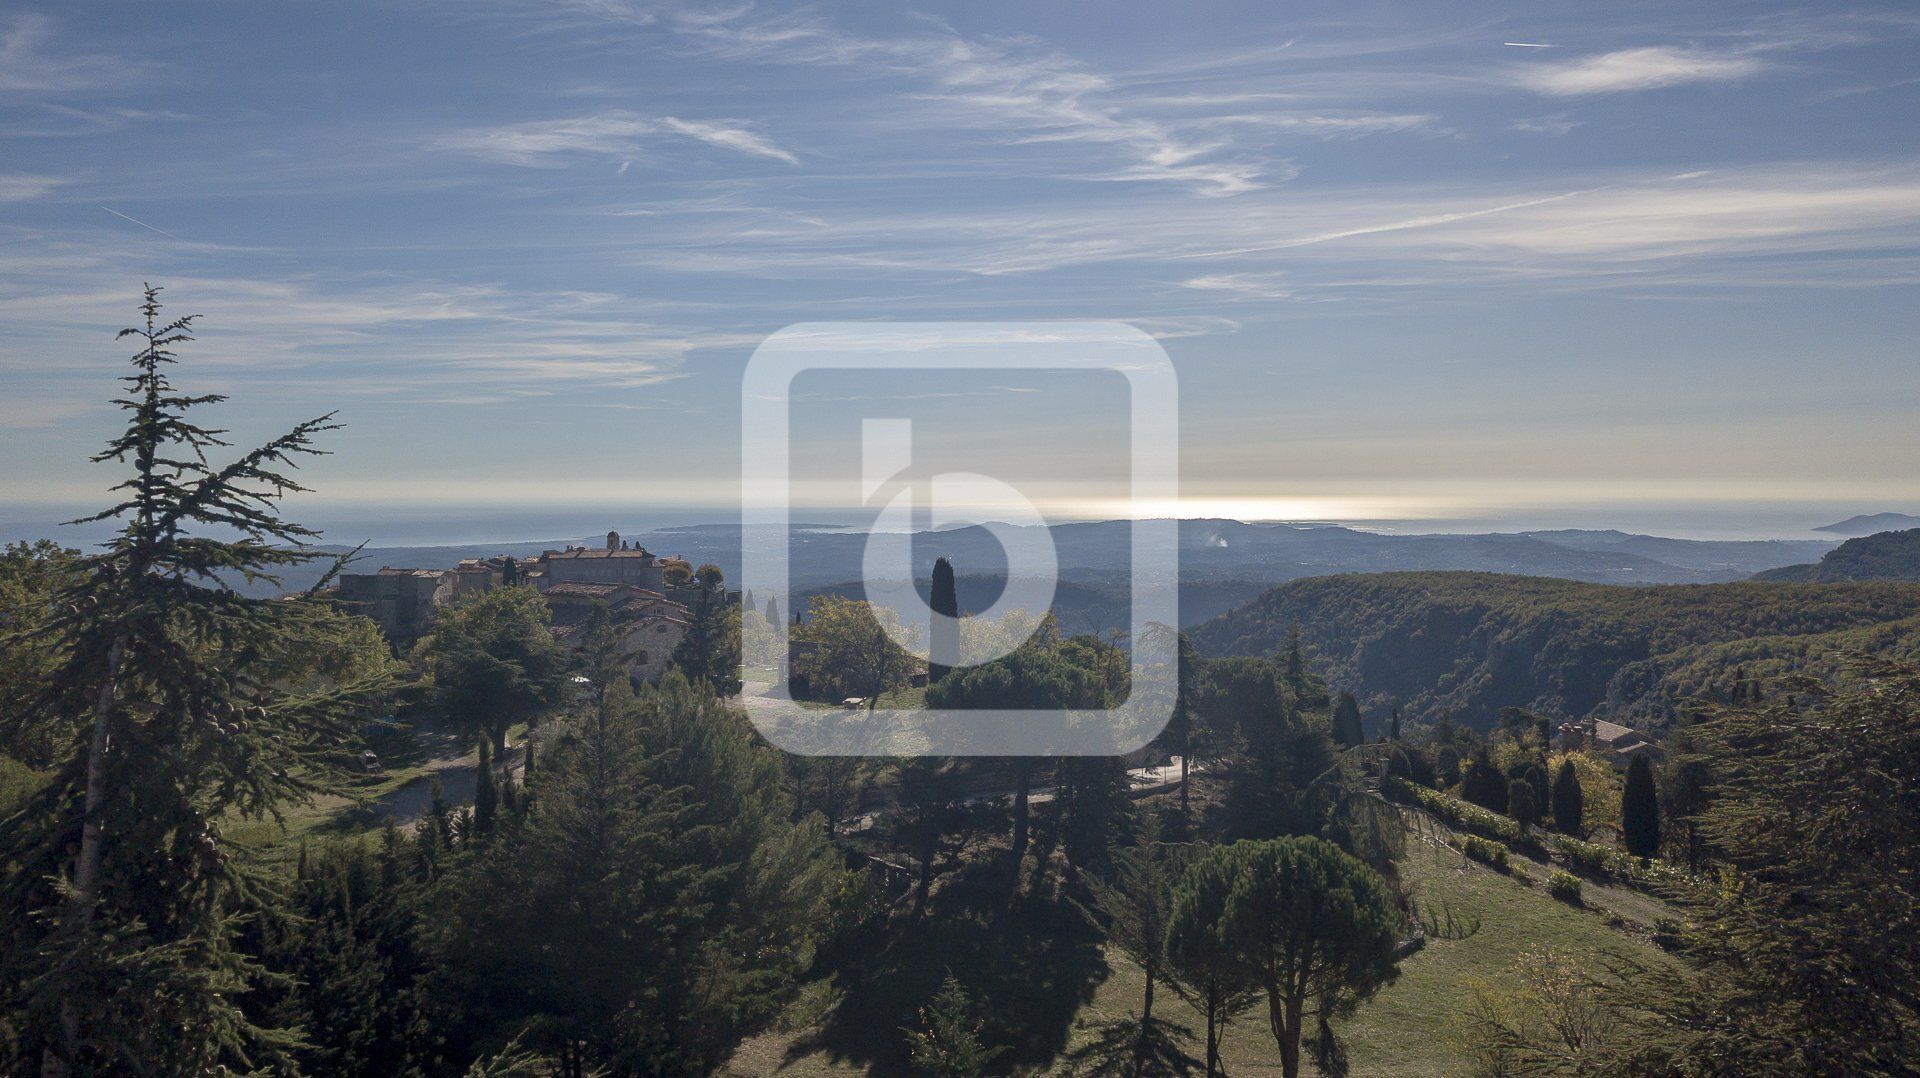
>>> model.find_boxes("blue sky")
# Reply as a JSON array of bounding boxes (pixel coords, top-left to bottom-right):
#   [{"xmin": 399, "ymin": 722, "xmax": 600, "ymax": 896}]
[{"xmin": 3, "ymin": 1, "xmax": 1918, "ymax": 527}]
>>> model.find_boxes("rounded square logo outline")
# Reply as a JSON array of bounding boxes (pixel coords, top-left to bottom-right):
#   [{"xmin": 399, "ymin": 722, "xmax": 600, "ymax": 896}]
[{"xmin": 740, "ymin": 322, "xmax": 1178, "ymax": 758}]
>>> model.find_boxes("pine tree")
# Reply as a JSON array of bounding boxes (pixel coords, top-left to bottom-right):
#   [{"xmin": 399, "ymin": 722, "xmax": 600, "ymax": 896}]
[
  {"xmin": 905, "ymin": 976, "xmax": 1004, "ymax": 1077},
  {"xmin": 1622, "ymin": 753, "xmax": 1661, "ymax": 857},
  {"xmin": 1551, "ymin": 759, "xmax": 1584, "ymax": 835},
  {"xmin": 0, "ymin": 287, "xmax": 393, "ymax": 1073},
  {"xmin": 927, "ymin": 555, "xmax": 959, "ymax": 684}
]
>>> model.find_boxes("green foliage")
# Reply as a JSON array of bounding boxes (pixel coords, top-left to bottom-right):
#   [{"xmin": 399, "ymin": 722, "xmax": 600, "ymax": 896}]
[
  {"xmin": 1620, "ymin": 754, "xmax": 1660, "ymax": 857},
  {"xmin": 1754, "ymin": 527, "xmax": 1920, "ymax": 582},
  {"xmin": 416, "ymin": 584, "xmax": 568, "ymax": 754},
  {"xmin": 1459, "ymin": 752, "xmax": 1508, "ymax": 814},
  {"xmin": 1331, "ymin": 691, "xmax": 1364, "ymax": 748},
  {"xmin": 1546, "ymin": 871, "xmax": 1582, "ymax": 904},
  {"xmin": 1384, "ymin": 776, "xmax": 1524, "ymax": 846},
  {"xmin": 0, "ymin": 288, "xmax": 395, "ymax": 1073},
  {"xmin": 1166, "ymin": 836, "xmax": 1401, "ymax": 1078},
  {"xmin": 1461, "ymin": 835, "xmax": 1510, "ymax": 872},
  {"xmin": 1505, "ymin": 779, "xmax": 1537, "ymax": 826},
  {"xmin": 1194, "ymin": 571, "xmax": 1920, "ymax": 733},
  {"xmin": 1550, "ymin": 760, "xmax": 1584, "ymax": 835},
  {"xmin": 670, "ymin": 573, "xmax": 743, "ymax": 696},
  {"xmin": 1618, "ymin": 657, "xmax": 1920, "ymax": 1072},
  {"xmin": 791, "ymin": 595, "xmax": 920, "ymax": 703},
  {"xmin": 905, "ymin": 975, "xmax": 1005, "ymax": 1077},
  {"xmin": 429, "ymin": 671, "xmax": 835, "ymax": 1074}
]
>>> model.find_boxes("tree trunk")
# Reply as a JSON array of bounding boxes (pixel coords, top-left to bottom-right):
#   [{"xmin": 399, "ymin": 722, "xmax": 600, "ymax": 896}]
[
  {"xmin": 49, "ymin": 635, "xmax": 127, "ymax": 1076},
  {"xmin": 1204, "ymin": 983, "xmax": 1221, "ymax": 1078},
  {"xmin": 1273, "ymin": 988, "xmax": 1303, "ymax": 1078},
  {"xmin": 1010, "ymin": 762, "xmax": 1032, "ymax": 865},
  {"xmin": 1134, "ymin": 972, "xmax": 1156, "ymax": 1073}
]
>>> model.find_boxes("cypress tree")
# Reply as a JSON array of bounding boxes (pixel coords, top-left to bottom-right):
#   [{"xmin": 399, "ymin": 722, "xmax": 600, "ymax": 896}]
[
  {"xmin": 1623, "ymin": 753, "xmax": 1661, "ymax": 857},
  {"xmin": 1389, "ymin": 705, "xmax": 1401, "ymax": 742},
  {"xmin": 927, "ymin": 556, "xmax": 959, "ymax": 683},
  {"xmin": 765, "ymin": 595, "xmax": 780, "ymax": 626},
  {"xmin": 1507, "ymin": 779, "xmax": 1538, "ymax": 827},
  {"xmin": 1332, "ymin": 692, "xmax": 1364, "ymax": 749},
  {"xmin": 1551, "ymin": 759, "xmax": 1584, "ymax": 834}
]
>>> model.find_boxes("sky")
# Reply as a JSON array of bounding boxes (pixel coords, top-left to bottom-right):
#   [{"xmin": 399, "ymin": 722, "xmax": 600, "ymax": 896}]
[{"xmin": 2, "ymin": 0, "xmax": 1919, "ymax": 533}]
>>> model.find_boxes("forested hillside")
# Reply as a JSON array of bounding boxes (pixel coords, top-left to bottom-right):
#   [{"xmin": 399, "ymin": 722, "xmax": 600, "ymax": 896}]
[
  {"xmin": 1753, "ymin": 528, "xmax": 1920, "ymax": 582},
  {"xmin": 1192, "ymin": 571, "xmax": 1920, "ymax": 733}
]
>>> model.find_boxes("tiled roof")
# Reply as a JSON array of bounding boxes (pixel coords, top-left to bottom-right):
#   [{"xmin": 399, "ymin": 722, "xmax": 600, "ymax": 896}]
[{"xmin": 541, "ymin": 547, "xmax": 657, "ymax": 560}]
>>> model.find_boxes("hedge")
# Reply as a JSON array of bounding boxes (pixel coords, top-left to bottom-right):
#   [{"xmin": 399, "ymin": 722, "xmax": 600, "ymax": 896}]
[
  {"xmin": 1385, "ymin": 776, "xmax": 1524, "ymax": 845},
  {"xmin": 1547, "ymin": 871, "xmax": 1583, "ymax": 904},
  {"xmin": 1461, "ymin": 835, "xmax": 1510, "ymax": 871},
  {"xmin": 1386, "ymin": 776, "xmax": 1682, "ymax": 890}
]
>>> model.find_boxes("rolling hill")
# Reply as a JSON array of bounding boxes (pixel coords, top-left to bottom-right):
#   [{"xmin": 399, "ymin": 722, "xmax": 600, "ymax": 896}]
[
  {"xmin": 1192, "ymin": 572, "xmax": 1920, "ymax": 734},
  {"xmin": 1753, "ymin": 528, "xmax": 1920, "ymax": 582}
]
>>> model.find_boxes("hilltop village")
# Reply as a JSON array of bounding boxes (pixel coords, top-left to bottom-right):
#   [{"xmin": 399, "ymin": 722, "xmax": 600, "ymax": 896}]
[{"xmin": 336, "ymin": 530, "xmax": 733, "ymax": 681}]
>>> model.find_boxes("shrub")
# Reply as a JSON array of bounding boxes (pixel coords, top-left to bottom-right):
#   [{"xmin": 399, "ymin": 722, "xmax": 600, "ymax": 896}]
[
  {"xmin": 1547, "ymin": 871, "xmax": 1583, "ymax": 904},
  {"xmin": 1461, "ymin": 835, "xmax": 1510, "ymax": 871},
  {"xmin": 1385, "ymin": 776, "xmax": 1524, "ymax": 846}
]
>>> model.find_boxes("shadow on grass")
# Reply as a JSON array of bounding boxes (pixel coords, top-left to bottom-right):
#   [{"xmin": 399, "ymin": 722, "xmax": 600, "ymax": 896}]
[
  {"xmin": 1053, "ymin": 1015, "xmax": 1201, "ymax": 1077},
  {"xmin": 792, "ymin": 855, "xmax": 1111, "ymax": 1074}
]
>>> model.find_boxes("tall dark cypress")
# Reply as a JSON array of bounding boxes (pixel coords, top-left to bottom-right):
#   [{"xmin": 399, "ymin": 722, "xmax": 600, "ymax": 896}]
[
  {"xmin": 1551, "ymin": 759, "xmax": 1584, "ymax": 834},
  {"xmin": 1622, "ymin": 752, "xmax": 1662, "ymax": 857},
  {"xmin": 928, "ymin": 556, "xmax": 959, "ymax": 683},
  {"xmin": 1332, "ymin": 692, "xmax": 1364, "ymax": 748},
  {"xmin": 765, "ymin": 595, "xmax": 780, "ymax": 627}
]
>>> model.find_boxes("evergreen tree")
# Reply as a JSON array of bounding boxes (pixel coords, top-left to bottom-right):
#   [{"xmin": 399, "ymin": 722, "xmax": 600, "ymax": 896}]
[
  {"xmin": 927, "ymin": 555, "xmax": 959, "ymax": 684},
  {"xmin": 0, "ymin": 288, "xmax": 393, "ymax": 1073},
  {"xmin": 670, "ymin": 568, "xmax": 742, "ymax": 696},
  {"xmin": 430, "ymin": 672, "xmax": 835, "ymax": 1073},
  {"xmin": 1078, "ymin": 844, "xmax": 1191, "ymax": 1069},
  {"xmin": 1332, "ymin": 691, "xmax": 1365, "ymax": 749},
  {"xmin": 1621, "ymin": 753, "xmax": 1661, "ymax": 857},
  {"xmin": 1551, "ymin": 759, "xmax": 1584, "ymax": 835},
  {"xmin": 905, "ymin": 976, "xmax": 1004, "ymax": 1077},
  {"xmin": 1507, "ymin": 779, "xmax": 1538, "ymax": 827},
  {"xmin": 1389, "ymin": 705, "xmax": 1401, "ymax": 742},
  {"xmin": 1167, "ymin": 837, "xmax": 1400, "ymax": 1078},
  {"xmin": 764, "ymin": 595, "xmax": 780, "ymax": 627},
  {"xmin": 1460, "ymin": 752, "xmax": 1508, "ymax": 813}
]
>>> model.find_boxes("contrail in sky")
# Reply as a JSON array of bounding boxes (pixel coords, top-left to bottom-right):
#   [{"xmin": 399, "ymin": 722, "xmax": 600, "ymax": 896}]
[
  {"xmin": 1503, "ymin": 42, "xmax": 1565, "ymax": 48},
  {"xmin": 101, "ymin": 206, "xmax": 182, "ymax": 239}
]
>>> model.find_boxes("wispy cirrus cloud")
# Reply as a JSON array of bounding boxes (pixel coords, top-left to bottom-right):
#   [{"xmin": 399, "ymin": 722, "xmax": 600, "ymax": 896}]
[
  {"xmin": 662, "ymin": 7, "xmax": 1285, "ymax": 196},
  {"xmin": 436, "ymin": 110, "xmax": 800, "ymax": 167},
  {"xmin": 0, "ymin": 14, "xmax": 131, "ymax": 92},
  {"xmin": 0, "ymin": 173, "xmax": 63, "ymax": 201},
  {"xmin": 1516, "ymin": 46, "xmax": 1764, "ymax": 95}
]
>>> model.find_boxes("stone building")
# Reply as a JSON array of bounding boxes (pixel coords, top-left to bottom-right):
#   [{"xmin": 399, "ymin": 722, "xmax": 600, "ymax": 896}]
[
  {"xmin": 532, "ymin": 531, "xmax": 669, "ymax": 591},
  {"xmin": 336, "ymin": 567, "xmax": 453, "ymax": 647},
  {"xmin": 337, "ymin": 530, "xmax": 706, "ymax": 661},
  {"xmin": 543, "ymin": 581, "xmax": 690, "ymax": 683}
]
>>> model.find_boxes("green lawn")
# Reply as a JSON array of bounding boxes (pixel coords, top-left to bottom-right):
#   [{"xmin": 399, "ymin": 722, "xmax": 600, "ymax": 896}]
[{"xmin": 732, "ymin": 814, "xmax": 1679, "ymax": 1075}]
